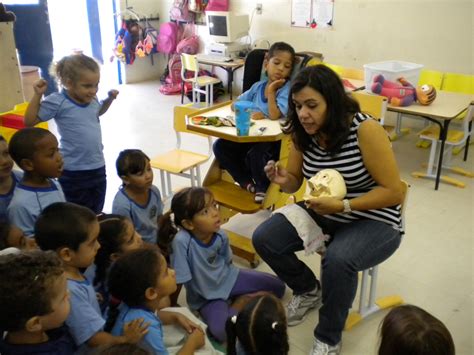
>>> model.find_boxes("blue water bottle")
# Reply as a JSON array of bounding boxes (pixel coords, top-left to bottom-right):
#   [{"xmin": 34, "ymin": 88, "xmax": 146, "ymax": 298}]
[{"xmin": 234, "ymin": 101, "xmax": 253, "ymax": 136}]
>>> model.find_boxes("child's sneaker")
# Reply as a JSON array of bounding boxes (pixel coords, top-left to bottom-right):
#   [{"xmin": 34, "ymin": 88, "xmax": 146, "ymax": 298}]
[
  {"xmin": 287, "ymin": 285, "xmax": 322, "ymax": 326},
  {"xmin": 254, "ymin": 192, "xmax": 265, "ymax": 203},
  {"xmin": 309, "ymin": 338, "xmax": 341, "ymax": 355},
  {"xmin": 245, "ymin": 183, "xmax": 256, "ymax": 194}
]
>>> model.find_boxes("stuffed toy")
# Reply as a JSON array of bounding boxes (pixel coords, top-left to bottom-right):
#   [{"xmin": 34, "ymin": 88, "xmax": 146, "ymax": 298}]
[{"xmin": 371, "ymin": 74, "xmax": 437, "ymax": 107}]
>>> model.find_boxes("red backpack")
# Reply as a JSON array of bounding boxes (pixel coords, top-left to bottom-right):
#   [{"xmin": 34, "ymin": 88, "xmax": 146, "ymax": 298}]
[{"xmin": 157, "ymin": 22, "xmax": 179, "ymax": 54}]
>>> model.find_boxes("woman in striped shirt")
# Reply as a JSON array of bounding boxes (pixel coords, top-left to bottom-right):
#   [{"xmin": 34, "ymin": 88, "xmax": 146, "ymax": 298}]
[{"xmin": 252, "ymin": 65, "xmax": 404, "ymax": 355}]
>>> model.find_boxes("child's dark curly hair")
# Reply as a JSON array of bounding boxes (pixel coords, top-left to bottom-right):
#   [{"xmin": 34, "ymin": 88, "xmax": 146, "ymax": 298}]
[
  {"xmin": 225, "ymin": 294, "xmax": 289, "ymax": 355},
  {"xmin": 0, "ymin": 221, "xmax": 12, "ymax": 250},
  {"xmin": 0, "ymin": 250, "xmax": 64, "ymax": 331}
]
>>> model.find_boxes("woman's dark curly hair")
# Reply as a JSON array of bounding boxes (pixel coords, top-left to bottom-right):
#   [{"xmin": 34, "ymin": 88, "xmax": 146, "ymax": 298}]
[{"xmin": 283, "ymin": 64, "xmax": 360, "ymax": 154}]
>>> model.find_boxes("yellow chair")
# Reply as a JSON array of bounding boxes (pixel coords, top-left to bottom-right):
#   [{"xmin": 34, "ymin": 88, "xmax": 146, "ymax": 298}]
[
  {"xmin": 412, "ymin": 104, "xmax": 474, "ymax": 187},
  {"xmin": 322, "ymin": 62, "xmax": 344, "ymax": 76},
  {"xmin": 0, "ymin": 102, "xmax": 49, "ymax": 143},
  {"xmin": 345, "ymin": 181, "xmax": 409, "ymax": 330},
  {"xmin": 341, "ymin": 67, "xmax": 364, "ymax": 81},
  {"xmin": 180, "ymin": 53, "xmax": 221, "ymax": 107},
  {"xmin": 440, "ymin": 72, "xmax": 474, "ymax": 156},
  {"xmin": 150, "ymin": 105, "xmax": 213, "ymax": 199},
  {"xmin": 351, "ymin": 91, "xmax": 394, "ymax": 138}
]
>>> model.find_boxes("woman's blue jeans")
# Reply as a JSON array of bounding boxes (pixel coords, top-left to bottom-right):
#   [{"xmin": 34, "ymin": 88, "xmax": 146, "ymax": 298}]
[{"xmin": 252, "ymin": 207, "xmax": 401, "ymax": 346}]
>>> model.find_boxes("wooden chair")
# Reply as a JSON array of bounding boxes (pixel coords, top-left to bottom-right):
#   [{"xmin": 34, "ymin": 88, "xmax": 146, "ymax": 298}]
[
  {"xmin": 345, "ymin": 180, "xmax": 409, "ymax": 330},
  {"xmin": 412, "ymin": 103, "xmax": 474, "ymax": 187},
  {"xmin": 150, "ymin": 105, "xmax": 213, "ymax": 199},
  {"xmin": 351, "ymin": 91, "xmax": 394, "ymax": 138},
  {"xmin": 180, "ymin": 53, "xmax": 221, "ymax": 107}
]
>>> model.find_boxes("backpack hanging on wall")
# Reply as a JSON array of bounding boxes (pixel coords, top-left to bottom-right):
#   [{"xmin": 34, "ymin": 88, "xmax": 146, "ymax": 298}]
[
  {"xmin": 205, "ymin": 0, "xmax": 228, "ymax": 11},
  {"xmin": 157, "ymin": 22, "xmax": 179, "ymax": 54},
  {"xmin": 170, "ymin": 0, "xmax": 195, "ymax": 23},
  {"xmin": 176, "ymin": 23, "xmax": 199, "ymax": 54},
  {"xmin": 142, "ymin": 19, "xmax": 158, "ymax": 54}
]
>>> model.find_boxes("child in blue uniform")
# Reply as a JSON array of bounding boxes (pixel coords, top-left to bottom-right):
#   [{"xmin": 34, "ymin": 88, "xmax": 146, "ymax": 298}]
[
  {"xmin": 7, "ymin": 128, "xmax": 65, "ymax": 237},
  {"xmin": 213, "ymin": 42, "xmax": 296, "ymax": 203},
  {"xmin": 0, "ymin": 135, "xmax": 22, "ymax": 222},
  {"xmin": 0, "ymin": 221, "xmax": 37, "ymax": 251},
  {"xmin": 0, "ymin": 250, "xmax": 75, "ymax": 355},
  {"xmin": 225, "ymin": 294, "xmax": 289, "ymax": 355},
  {"xmin": 24, "ymin": 54, "xmax": 119, "ymax": 214},
  {"xmin": 112, "ymin": 149, "xmax": 163, "ymax": 244},
  {"xmin": 158, "ymin": 187, "xmax": 286, "ymax": 342},
  {"xmin": 108, "ymin": 246, "xmax": 206, "ymax": 354},
  {"xmin": 34, "ymin": 202, "xmax": 149, "ymax": 352}
]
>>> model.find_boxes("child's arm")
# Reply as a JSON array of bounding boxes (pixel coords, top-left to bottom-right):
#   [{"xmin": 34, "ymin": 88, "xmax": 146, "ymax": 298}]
[
  {"xmin": 87, "ymin": 318, "xmax": 149, "ymax": 348},
  {"xmin": 98, "ymin": 89, "xmax": 119, "ymax": 116},
  {"xmin": 267, "ymin": 79, "xmax": 287, "ymax": 120},
  {"xmin": 24, "ymin": 79, "xmax": 48, "ymax": 126},
  {"xmin": 176, "ymin": 328, "xmax": 205, "ymax": 355},
  {"xmin": 157, "ymin": 310, "xmax": 200, "ymax": 332}
]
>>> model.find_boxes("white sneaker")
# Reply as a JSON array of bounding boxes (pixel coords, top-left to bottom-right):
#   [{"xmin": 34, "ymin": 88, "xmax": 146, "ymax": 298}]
[
  {"xmin": 309, "ymin": 338, "xmax": 341, "ymax": 355},
  {"xmin": 287, "ymin": 285, "xmax": 322, "ymax": 326}
]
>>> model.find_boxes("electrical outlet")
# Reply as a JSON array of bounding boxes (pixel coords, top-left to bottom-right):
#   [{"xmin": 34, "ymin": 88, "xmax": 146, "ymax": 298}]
[{"xmin": 256, "ymin": 3, "xmax": 262, "ymax": 15}]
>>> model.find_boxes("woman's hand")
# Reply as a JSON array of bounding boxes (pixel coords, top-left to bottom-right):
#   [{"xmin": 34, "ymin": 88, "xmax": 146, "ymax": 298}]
[
  {"xmin": 174, "ymin": 313, "xmax": 200, "ymax": 334},
  {"xmin": 264, "ymin": 160, "xmax": 289, "ymax": 185},
  {"xmin": 305, "ymin": 196, "xmax": 344, "ymax": 215},
  {"xmin": 33, "ymin": 79, "xmax": 48, "ymax": 96}
]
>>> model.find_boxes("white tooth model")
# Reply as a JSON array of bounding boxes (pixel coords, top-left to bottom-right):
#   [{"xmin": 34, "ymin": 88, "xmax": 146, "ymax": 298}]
[{"xmin": 305, "ymin": 169, "xmax": 347, "ymax": 200}]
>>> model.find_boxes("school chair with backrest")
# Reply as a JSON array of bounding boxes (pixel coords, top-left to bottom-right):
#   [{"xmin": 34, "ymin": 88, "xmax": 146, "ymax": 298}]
[
  {"xmin": 440, "ymin": 72, "xmax": 474, "ymax": 156},
  {"xmin": 412, "ymin": 103, "xmax": 474, "ymax": 187},
  {"xmin": 150, "ymin": 105, "xmax": 213, "ymax": 199},
  {"xmin": 351, "ymin": 91, "xmax": 394, "ymax": 138},
  {"xmin": 341, "ymin": 67, "xmax": 364, "ymax": 81},
  {"xmin": 180, "ymin": 53, "xmax": 221, "ymax": 107},
  {"xmin": 321, "ymin": 62, "xmax": 344, "ymax": 76},
  {"xmin": 344, "ymin": 180, "xmax": 409, "ymax": 330}
]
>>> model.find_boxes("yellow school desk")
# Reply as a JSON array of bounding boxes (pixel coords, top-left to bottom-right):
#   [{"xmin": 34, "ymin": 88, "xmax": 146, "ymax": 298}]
[
  {"xmin": 186, "ymin": 102, "xmax": 298, "ymax": 266},
  {"xmin": 196, "ymin": 57, "xmax": 245, "ymax": 100},
  {"xmin": 387, "ymin": 91, "xmax": 474, "ymax": 190}
]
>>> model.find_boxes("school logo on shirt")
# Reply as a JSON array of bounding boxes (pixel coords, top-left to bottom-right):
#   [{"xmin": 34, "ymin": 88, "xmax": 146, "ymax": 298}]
[
  {"xmin": 149, "ymin": 206, "xmax": 157, "ymax": 219},
  {"xmin": 207, "ymin": 253, "xmax": 217, "ymax": 264}
]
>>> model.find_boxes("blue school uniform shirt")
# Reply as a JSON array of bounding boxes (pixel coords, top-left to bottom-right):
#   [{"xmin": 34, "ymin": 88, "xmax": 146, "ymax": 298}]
[
  {"xmin": 6, "ymin": 180, "xmax": 66, "ymax": 237},
  {"xmin": 237, "ymin": 79, "xmax": 291, "ymax": 118},
  {"xmin": 0, "ymin": 325, "xmax": 76, "ymax": 355},
  {"xmin": 66, "ymin": 278, "xmax": 105, "ymax": 350},
  {"xmin": 170, "ymin": 229, "xmax": 239, "ymax": 310},
  {"xmin": 112, "ymin": 185, "xmax": 163, "ymax": 243},
  {"xmin": 111, "ymin": 303, "xmax": 168, "ymax": 355},
  {"xmin": 37, "ymin": 91, "xmax": 105, "ymax": 171},
  {"xmin": 0, "ymin": 170, "xmax": 22, "ymax": 222}
]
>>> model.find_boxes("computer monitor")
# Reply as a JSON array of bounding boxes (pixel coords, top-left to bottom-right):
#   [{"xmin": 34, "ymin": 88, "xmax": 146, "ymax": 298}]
[{"xmin": 206, "ymin": 11, "xmax": 249, "ymax": 43}]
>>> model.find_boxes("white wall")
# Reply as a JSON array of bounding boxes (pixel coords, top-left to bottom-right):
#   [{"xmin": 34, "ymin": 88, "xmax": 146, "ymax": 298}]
[{"xmin": 122, "ymin": 0, "xmax": 473, "ymax": 84}]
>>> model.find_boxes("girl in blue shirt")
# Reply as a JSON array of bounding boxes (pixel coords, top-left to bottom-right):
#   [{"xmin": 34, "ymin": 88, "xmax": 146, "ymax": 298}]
[
  {"xmin": 158, "ymin": 187, "xmax": 285, "ymax": 342},
  {"xmin": 0, "ymin": 135, "xmax": 22, "ymax": 222},
  {"xmin": 24, "ymin": 54, "xmax": 119, "ymax": 214},
  {"xmin": 213, "ymin": 42, "xmax": 296, "ymax": 203}
]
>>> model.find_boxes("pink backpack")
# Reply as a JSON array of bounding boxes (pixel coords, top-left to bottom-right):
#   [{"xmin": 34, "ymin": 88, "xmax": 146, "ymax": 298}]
[
  {"xmin": 205, "ymin": 0, "xmax": 229, "ymax": 11},
  {"xmin": 170, "ymin": 0, "xmax": 195, "ymax": 23},
  {"xmin": 157, "ymin": 22, "xmax": 179, "ymax": 54},
  {"xmin": 159, "ymin": 54, "xmax": 183, "ymax": 95}
]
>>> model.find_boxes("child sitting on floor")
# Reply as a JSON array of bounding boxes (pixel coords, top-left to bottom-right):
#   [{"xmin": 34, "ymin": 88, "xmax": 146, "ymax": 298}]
[
  {"xmin": 7, "ymin": 128, "xmax": 65, "ymax": 237},
  {"xmin": 107, "ymin": 246, "xmax": 206, "ymax": 354},
  {"xmin": 0, "ymin": 250, "xmax": 75, "ymax": 354},
  {"xmin": 0, "ymin": 134, "xmax": 22, "ymax": 222},
  {"xmin": 213, "ymin": 42, "xmax": 296, "ymax": 203},
  {"xmin": 378, "ymin": 304, "xmax": 455, "ymax": 355},
  {"xmin": 112, "ymin": 149, "xmax": 163, "ymax": 244},
  {"xmin": 158, "ymin": 187, "xmax": 286, "ymax": 342},
  {"xmin": 225, "ymin": 294, "xmax": 289, "ymax": 355},
  {"xmin": 34, "ymin": 202, "xmax": 148, "ymax": 352}
]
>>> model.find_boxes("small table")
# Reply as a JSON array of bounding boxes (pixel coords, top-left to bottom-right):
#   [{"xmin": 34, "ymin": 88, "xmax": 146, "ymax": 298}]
[
  {"xmin": 196, "ymin": 58, "xmax": 245, "ymax": 100},
  {"xmin": 387, "ymin": 91, "xmax": 474, "ymax": 190}
]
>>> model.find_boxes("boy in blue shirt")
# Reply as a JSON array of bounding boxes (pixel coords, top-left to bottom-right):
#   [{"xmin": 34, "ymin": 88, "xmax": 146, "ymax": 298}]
[
  {"xmin": 7, "ymin": 128, "xmax": 66, "ymax": 237},
  {"xmin": 0, "ymin": 250, "xmax": 75, "ymax": 355},
  {"xmin": 35, "ymin": 202, "xmax": 149, "ymax": 353}
]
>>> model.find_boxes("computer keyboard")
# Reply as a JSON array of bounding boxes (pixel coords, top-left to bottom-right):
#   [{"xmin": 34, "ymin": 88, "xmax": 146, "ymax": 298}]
[{"xmin": 196, "ymin": 54, "xmax": 233, "ymax": 63}]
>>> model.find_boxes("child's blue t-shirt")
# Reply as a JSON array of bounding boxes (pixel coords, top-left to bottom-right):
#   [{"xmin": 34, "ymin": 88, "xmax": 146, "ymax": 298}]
[
  {"xmin": 112, "ymin": 185, "xmax": 163, "ymax": 244},
  {"xmin": 37, "ymin": 91, "xmax": 105, "ymax": 171},
  {"xmin": 170, "ymin": 229, "xmax": 239, "ymax": 310},
  {"xmin": 237, "ymin": 79, "xmax": 291, "ymax": 118},
  {"xmin": 0, "ymin": 170, "xmax": 22, "ymax": 222},
  {"xmin": 0, "ymin": 325, "xmax": 76, "ymax": 355},
  {"xmin": 6, "ymin": 179, "xmax": 66, "ymax": 237},
  {"xmin": 111, "ymin": 303, "xmax": 168, "ymax": 355},
  {"xmin": 66, "ymin": 278, "xmax": 105, "ymax": 349}
]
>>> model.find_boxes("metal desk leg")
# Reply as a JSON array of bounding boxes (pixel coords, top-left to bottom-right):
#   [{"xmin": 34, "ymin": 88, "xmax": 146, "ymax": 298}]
[
  {"xmin": 435, "ymin": 120, "xmax": 451, "ymax": 190},
  {"xmin": 228, "ymin": 68, "xmax": 234, "ymax": 100}
]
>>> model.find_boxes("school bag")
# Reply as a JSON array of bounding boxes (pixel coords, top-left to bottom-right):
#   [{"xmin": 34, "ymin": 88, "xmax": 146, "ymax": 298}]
[
  {"xmin": 142, "ymin": 20, "xmax": 158, "ymax": 54},
  {"xmin": 159, "ymin": 54, "xmax": 187, "ymax": 95},
  {"xmin": 170, "ymin": 0, "xmax": 195, "ymax": 23},
  {"xmin": 157, "ymin": 22, "xmax": 179, "ymax": 54},
  {"xmin": 176, "ymin": 24, "xmax": 200, "ymax": 54},
  {"xmin": 205, "ymin": 0, "xmax": 229, "ymax": 11}
]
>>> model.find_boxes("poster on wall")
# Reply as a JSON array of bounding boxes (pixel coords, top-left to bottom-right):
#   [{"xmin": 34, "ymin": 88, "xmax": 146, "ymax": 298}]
[{"xmin": 291, "ymin": 0, "xmax": 334, "ymax": 29}]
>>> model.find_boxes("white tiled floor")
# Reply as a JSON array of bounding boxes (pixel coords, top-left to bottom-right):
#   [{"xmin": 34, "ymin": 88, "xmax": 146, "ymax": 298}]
[{"xmin": 97, "ymin": 80, "xmax": 473, "ymax": 355}]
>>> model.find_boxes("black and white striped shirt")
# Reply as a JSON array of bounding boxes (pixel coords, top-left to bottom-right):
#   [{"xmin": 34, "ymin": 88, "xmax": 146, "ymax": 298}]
[{"xmin": 302, "ymin": 113, "xmax": 402, "ymax": 231}]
